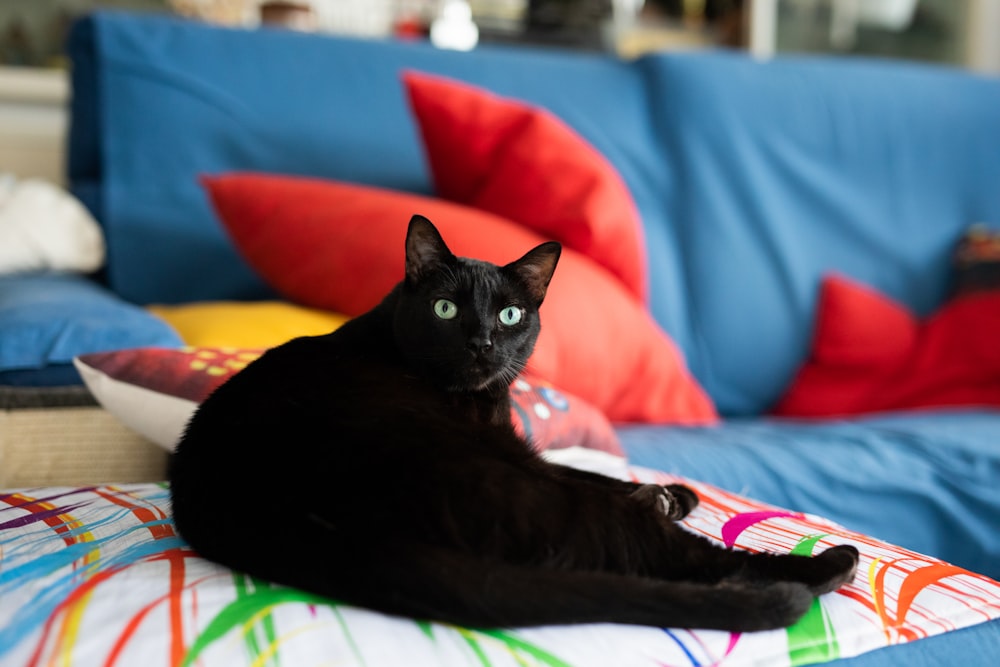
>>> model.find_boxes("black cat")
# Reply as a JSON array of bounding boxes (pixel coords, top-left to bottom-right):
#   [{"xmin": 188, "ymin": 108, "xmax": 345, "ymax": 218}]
[{"xmin": 169, "ymin": 215, "xmax": 858, "ymax": 631}]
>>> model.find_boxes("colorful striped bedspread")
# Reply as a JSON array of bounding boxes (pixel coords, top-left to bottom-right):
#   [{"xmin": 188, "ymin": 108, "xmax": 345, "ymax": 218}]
[{"xmin": 2, "ymin": 468, "xmax": 999, "ymax": 667}]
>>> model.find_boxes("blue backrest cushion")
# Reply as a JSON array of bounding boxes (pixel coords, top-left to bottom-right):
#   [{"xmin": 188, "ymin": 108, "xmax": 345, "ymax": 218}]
[
  {"xmin": 636, "ymin": 53, "xmax": 1000, "ymax": 414},
  {"xmin": 68, "ymin": 12, "xmax": 1000, "ymax": 415},
  {"xmin": 67, "ymin": 12, "xmax": 653, "ymax": 304}
]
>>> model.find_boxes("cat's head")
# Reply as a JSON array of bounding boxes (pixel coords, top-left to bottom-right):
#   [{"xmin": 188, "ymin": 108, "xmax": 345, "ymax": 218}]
[{"xmin": 393, "ymin": 215, "xmax": 560, "ymax": 393}]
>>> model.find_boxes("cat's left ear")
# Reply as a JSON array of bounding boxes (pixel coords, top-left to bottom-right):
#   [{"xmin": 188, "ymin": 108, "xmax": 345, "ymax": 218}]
[
  {"xmin": 405, "ymin": 215, "xmax": 455, "ymax": 283},
  {"xmin": 508, "ymin": 242, "xmax": 561, "ymax": 305}
]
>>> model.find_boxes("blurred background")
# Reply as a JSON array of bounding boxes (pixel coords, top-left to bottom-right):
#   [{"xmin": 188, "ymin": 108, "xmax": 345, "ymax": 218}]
[
  {"xmin": 0, "ymin": 1, "xmax": 997, "ymax": 69},
  {"xmin": 1, "ymin": 1, "xmax": 998, "ymax": 186}
]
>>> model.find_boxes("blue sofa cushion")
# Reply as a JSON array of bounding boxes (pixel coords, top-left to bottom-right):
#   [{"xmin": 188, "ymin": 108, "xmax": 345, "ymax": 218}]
[
  {"xmin": 637, "ymin": 54, "xmax": 1000, "ymax": 415},
  {"xmin": 0, "ymin": 273, "xmax": 183, "ymax": 386}
]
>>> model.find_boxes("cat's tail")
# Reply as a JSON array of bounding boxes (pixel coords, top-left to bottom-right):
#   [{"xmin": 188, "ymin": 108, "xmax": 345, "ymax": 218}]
[{"xmin": 192, "ymin": 515, "xmax": 815, "ymax": 632}]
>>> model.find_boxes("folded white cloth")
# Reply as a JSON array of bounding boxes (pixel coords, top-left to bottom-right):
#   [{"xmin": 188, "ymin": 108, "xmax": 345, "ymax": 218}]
[
  {"xmin": 0, "ymin": 173, "xmax": 105, "ymax": 274},
  {"xmin": 541, "ymin": 445, "xmax": 631, "ymax": 478}
]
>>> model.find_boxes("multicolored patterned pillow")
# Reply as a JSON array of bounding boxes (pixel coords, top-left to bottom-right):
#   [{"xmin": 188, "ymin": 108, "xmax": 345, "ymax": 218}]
[
  {"xmin": 2, "ymin": 474, "xmax": 998, "ymax": 666},
  {"xmin": 73, "ymin": 347, "xmax": 623, "ymax": 456}
]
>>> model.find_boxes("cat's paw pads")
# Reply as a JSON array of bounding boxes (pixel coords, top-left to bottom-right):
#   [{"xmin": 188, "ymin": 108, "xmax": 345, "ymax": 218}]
[
  {"xmin": 656, "ymin": 493, "xmax": 673, "ymax": 516},
  {"xmin": 663, "ymin": 484, "xmax": 699, "ymax": 519},
  {"xmin": 630, "ymin": 484, "xmax": 692, "ymax": 521}
]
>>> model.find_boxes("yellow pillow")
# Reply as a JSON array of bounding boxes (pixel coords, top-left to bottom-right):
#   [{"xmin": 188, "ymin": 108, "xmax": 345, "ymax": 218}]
[{"xmin": 148, "ymin": 301, "xmax": 349, "ymax": 348}]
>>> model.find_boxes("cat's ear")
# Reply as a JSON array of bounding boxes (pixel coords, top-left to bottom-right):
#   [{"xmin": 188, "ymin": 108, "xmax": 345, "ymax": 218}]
[
  {"xmin": 508, "ymin": 242, "xmax": 561, "ymax": 305},
  {"xmin": 405, "ymin": 215, "xmax": 454, "ymax": 283}
]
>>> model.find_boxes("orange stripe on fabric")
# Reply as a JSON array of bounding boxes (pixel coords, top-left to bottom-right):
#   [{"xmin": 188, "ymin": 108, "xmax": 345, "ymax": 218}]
[
  {"xmin": 103, "ymin": 567, "xmax": 219, "ymax": 667},
  {"xmin": 94, "ymin": 487, "xmax": 175, "ymax": 540},
  {"xmin": 168, "ymin": 552, "xmax": 188, "ymax": 666}
]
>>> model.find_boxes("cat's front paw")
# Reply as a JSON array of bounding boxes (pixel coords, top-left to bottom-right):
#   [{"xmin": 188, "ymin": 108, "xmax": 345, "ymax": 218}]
[
  {"xmin": 630, "ymin": 484, "xmax": 695, "ymax": 521},
  {"xmin": 663, "ymin": 484, "xmax": 699, "ymax": 519}
]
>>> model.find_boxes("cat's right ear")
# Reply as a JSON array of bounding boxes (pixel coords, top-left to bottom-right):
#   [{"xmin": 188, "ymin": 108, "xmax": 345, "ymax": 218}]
[
  {"xmin": 509, "ymin": 241, "xmax": 561, "ymax": 305},
  {"xmin": 405, "ymin": 215, "xmax": 454, "ymax": 283}
]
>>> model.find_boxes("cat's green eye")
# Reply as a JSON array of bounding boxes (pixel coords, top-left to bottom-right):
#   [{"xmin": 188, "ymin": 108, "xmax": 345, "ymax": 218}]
[
  {"xmin": 434, "ymin": 299, "xmax": 458, "ymax": 320},
  {"xmin": 499, "ymin": 306, "xmax": 523, "ymax": 326}
]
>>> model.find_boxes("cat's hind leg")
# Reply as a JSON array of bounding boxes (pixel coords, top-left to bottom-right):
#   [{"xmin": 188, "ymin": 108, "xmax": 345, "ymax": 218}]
[
  {"xmin": 296, "ymin": 524, "xmax": 817, "ymax": 631},
  {"xmin": 178, "ymin": 502, "xmax": 817, "ymax": 631},
  {"xmin": 657, "ymin": 528, "xmax": 860, "ymax": 597},
  {"xmin": 743, "ymin": 544, "xmax": 860, "ymax": 596}
]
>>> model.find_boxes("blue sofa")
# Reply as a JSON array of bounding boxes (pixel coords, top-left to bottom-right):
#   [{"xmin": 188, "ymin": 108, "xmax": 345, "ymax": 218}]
[{"xmin": 3, "ymin": 11, "xmax": 999, "ymax": 664}]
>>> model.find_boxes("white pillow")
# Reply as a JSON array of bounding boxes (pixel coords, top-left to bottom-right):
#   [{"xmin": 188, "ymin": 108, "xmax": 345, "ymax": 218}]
[{"xmin": 0, "ymin": 173, "xmax": 105, "ymax": 274}]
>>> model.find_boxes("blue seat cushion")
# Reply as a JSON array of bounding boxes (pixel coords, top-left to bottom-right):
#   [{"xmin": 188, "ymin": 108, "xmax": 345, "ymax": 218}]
[
  {"xmin": 0, "ymin": 273, "xmax": 183, "ymax": 386},
  {"xmin": 618, "ymin": 409, "xmax": 1000, "ymax": 580}
]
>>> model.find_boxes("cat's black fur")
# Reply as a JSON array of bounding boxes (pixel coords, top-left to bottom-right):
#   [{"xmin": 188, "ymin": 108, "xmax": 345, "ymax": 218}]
[{"xmin": 170, "ymin": 215, "xmax": 858, "ymax": 631}]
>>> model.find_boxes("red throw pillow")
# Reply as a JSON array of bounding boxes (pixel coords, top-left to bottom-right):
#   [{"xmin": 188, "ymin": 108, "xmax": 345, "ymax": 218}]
[
  {"xmin": 808, "ymin": 274, "xmax": 918, "ymax": 369},
  {"xmin": 403, "ymin": 70, "xmax": 648, "ymax": 304},
  {"xmin": 773, "ymin": 273, "xmax": 1000, "ymax": 417},
  {"xmin": 204, "ymin": 172, "xmax": 717, "ymax": 425}
]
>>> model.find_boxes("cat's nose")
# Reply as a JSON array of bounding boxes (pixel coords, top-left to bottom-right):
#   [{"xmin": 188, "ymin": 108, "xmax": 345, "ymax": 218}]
[{"xmin": 467, "ymin": 336, "xmax": 493, "ymax": 354}]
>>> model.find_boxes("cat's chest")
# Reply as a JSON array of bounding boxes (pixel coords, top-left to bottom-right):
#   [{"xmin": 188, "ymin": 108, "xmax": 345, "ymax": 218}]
[
  {"xmin": 372, "ymin": 366, "xmax": 506, "ymax": 426},
  {"xmin": 443, "ymin": 391, "xmax": 511, "ymax": 429}
]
